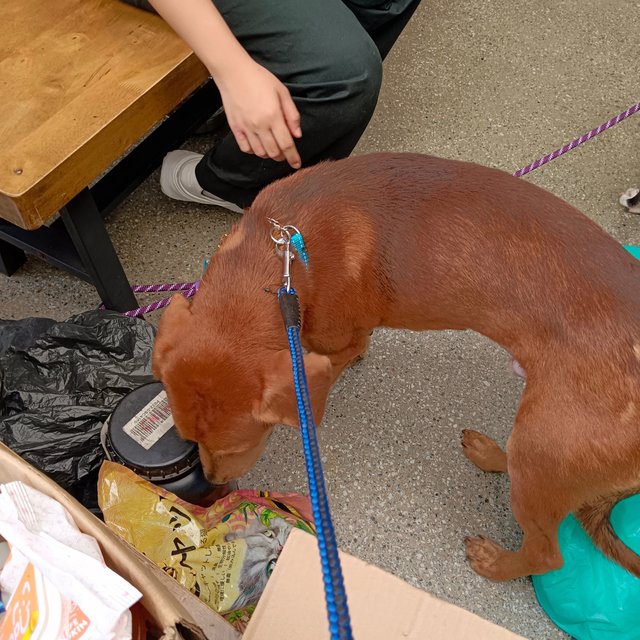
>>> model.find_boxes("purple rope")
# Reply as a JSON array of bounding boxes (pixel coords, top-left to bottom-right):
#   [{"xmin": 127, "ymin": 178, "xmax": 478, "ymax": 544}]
[
  {"xmin": 131, "ymin": 282, "xmax": 197, "ymax": 294},
  {"xmin": 122, "ymin": 295, "xmax": 174, "ymax": 318},
  {"xmin": 513, "ymin": 101, "xmax": 640, "ymax": 177},
  {"xmin": 124, "ymin": 281, "xmax": 200, "ymax": 317},
  {"xmin": 105, "ymin": 101, "xmax": 640, "ymax": 319},
  {"xmin": 99, "ymin": 280, "xmax": 200, "ymax": 317}
]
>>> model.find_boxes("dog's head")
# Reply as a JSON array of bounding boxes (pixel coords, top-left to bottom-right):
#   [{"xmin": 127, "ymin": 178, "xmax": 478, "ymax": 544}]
[{"xmin": 152, "ymin": 294, "xmax": 334, "ymax": 484}]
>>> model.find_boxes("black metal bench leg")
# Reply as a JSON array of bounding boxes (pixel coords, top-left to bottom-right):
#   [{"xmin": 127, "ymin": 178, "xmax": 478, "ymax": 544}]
[
  {"xmin": 61, "ymin": 189, "xmax": 138, "ymax": 312},
  {"xmin": 0, "ymin": 239, "xmax": 27, "ymax": 276}
]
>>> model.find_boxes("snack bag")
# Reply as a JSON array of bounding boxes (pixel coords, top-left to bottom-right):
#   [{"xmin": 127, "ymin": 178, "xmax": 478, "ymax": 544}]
[
  {"xmin": 0, "ymin": 482, "xmax": 140, "ymax": 640},
  {"xmin": 98, "ymin": 461, "xmax": 314, "ymax": 628},
  {"xmin": 0, "ymin": 561, "xmax": 91, "ymax": 640}
]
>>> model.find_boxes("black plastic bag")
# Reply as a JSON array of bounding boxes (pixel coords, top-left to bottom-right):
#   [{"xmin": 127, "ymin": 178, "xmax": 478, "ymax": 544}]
[{"xmin": 0, "ymin": 311, "xmax": 156, "ymax": 507}]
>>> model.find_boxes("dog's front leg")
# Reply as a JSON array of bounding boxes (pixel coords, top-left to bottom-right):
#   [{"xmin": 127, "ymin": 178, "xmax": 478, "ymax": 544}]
[
  {"xmin": 461, "ymin": 429, "xmax": 508, "ymax": 473},
  {"xmin": 325, "ymin": 333, "xmax": 372, "ymax": 381}
]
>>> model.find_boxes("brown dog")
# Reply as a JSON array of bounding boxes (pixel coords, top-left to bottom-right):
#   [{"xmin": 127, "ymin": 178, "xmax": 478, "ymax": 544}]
[{"xmin": 153, "ymin": 152, "xmax": 640, "ymax": 581}]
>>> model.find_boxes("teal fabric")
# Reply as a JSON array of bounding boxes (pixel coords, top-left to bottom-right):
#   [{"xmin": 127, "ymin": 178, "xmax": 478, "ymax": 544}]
[
  {"xmin": 624, "ymin": 245, "xmax": 640, "ymax": 260},
  {"xmin": 532, "ymin": 494, "xmax": 640, "ymax": 640}
]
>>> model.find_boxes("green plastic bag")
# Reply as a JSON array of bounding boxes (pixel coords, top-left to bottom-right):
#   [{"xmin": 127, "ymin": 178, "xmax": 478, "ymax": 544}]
[{"xmin": 532, "ymin": 494, "xmax": 640, "ymax": 639}]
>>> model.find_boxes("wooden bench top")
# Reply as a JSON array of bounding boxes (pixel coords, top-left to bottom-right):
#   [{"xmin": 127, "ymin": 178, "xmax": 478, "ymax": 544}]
[{"xmin": 0, "ymin": 0, "xmax": 209, "ymax": 230}]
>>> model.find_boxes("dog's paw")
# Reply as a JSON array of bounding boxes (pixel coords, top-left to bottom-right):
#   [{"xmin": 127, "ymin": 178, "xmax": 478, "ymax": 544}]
[
  {"xmin": 465, "ymin": 536, "xmax": 508, "ymax": 580},
  {"xmin": 461, "ymin": 430, "xmax": 507, "ymax": 472}
]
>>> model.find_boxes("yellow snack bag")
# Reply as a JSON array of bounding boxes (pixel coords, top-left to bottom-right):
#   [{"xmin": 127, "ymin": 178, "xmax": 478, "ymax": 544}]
[{"xmin": 98, "ymin": 461, "xmax": 314, "ymax": 626}]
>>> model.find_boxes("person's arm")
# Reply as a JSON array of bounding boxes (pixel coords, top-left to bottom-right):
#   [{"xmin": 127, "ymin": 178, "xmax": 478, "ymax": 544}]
[{"xmin": 149, "ymin": 0, "xmax": 301, "ymax": 168}]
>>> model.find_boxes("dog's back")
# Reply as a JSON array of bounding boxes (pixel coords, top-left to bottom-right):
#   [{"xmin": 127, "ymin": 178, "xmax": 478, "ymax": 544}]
[
  {"xmin": 253, "ymin": 152, "xmax": 640, "ymax": 351},
  {"xmin": 250, "ymin": 153, "xmax": 640, "ymax": 578}
]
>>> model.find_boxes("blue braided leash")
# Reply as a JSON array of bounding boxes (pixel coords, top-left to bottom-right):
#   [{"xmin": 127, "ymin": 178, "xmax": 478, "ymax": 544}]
[{"xmin": 278, "ymin": 286, "xmax": 353, "ymax": 640}]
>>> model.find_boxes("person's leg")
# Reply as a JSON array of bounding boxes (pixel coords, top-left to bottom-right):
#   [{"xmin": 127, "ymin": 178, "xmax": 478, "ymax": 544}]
[
  {"xmin": 342, "ymin": 0, "xmax": 422, "ymax": 60},
  {"xmin": 189, "ymin": 0, "xmax": 384, "ymax": 209}
]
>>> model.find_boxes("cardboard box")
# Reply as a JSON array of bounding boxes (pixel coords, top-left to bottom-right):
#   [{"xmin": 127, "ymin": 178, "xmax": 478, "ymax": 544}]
[
  {"xmin": 245, "ymin": 527, "xmax": 525, "ymax": 639},
  {"xmin": 0, "ymin": 443, "xmax": 239, "ymax": 640},
  {"xmin": 0, "ymin": 442, "xmax": 525, "ymax": 639}
]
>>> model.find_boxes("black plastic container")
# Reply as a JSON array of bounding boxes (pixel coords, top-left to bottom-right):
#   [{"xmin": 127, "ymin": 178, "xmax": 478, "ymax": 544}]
[{"xmin": 102, "ymin": 382, "xmax": 235, "ymax": 506}]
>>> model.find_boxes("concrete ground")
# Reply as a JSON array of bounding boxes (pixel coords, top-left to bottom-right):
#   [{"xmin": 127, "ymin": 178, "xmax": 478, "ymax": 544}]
[{"xmin": 2, "ymin": 1, "xmax": 639, "ymax": 637}]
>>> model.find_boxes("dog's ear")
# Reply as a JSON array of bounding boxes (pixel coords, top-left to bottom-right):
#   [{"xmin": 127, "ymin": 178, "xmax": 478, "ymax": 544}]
[
  {"xmin": 152, "ymin": 294, "xmax": 191, "ymax": 380},
  {"xmin": 253, "ymin": 350, "xmax": 334, "ymax": 427}
]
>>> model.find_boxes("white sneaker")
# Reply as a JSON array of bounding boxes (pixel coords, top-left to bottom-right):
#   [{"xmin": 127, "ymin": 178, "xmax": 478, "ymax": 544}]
[
  {"xmin": 160, "ymin": 150, "xmax": 243, "ymax": 213},
  {"xmin": 620, "ymin": 187, "xmax": 640, "ymax": 214}
]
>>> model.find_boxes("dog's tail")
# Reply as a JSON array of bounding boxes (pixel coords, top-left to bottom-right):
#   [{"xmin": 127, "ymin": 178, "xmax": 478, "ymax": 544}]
[{"xmin": 576, "ymin": 487, "xmax": 640, "ymax": 578}]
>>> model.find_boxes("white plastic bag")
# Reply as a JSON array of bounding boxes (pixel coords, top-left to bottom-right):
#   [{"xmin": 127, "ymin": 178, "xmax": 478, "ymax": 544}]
[{"xmin": 0, "ymin": 481, "xmax": 141, "ymax": 639}]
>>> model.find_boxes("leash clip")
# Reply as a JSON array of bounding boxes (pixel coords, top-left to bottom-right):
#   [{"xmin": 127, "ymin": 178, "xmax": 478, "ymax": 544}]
[{"xmin": 268, "ymin": 217, "xmax": 304, "ymax": 292}]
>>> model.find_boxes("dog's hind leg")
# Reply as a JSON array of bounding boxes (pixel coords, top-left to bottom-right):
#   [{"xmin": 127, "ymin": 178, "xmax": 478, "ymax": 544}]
[
  {"xmin": 465, "ymin": 408, "xmax": 572, "ymax": 580},
  {"xmin": 465, "ymin": 470, "xmax": 569, "ymax": 579},
  {"xmin": 465, "ymin": 511, "xmax": 565, "ymax": 581},
  {"xmin": 461, "ymin": 429, "xmax": 508, "ymax": 472}
]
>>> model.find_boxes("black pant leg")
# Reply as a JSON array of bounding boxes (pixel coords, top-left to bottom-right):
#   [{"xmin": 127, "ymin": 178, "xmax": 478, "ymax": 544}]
[
  {"xmin": 342, "ymin": 0, "xmax": 423, "ymax": 59},
  {"xmin": 195, "ymin": 0, "xmax": 384, "ymax": 208}
]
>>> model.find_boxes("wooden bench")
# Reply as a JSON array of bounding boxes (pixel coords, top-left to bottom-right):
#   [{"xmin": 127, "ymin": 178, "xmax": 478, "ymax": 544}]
[{"xmin": 0, "ymin": 0, "xmax": 218, "ymax": 311}]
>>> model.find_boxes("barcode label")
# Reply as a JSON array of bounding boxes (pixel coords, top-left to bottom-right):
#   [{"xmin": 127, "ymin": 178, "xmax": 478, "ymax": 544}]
[{"xmin": 123, "ymin": 390, "xmax": 174, "ymax": 450}]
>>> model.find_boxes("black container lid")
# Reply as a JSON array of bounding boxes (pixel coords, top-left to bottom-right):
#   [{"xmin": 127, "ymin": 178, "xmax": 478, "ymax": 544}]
[{"xmin": 105, "ymin": 382, "xmax": 199, "ymax": 482}]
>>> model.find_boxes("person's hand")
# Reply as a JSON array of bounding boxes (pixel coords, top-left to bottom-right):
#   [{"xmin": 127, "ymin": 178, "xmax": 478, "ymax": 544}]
[
  {"xmin": 215, "ymin": 58, "xmax": 302, "ymax": 169},
  {"xmin": 146, "ymin": 0, "xmax": 301, "ymax": 168}
]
